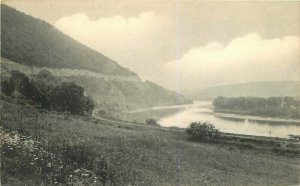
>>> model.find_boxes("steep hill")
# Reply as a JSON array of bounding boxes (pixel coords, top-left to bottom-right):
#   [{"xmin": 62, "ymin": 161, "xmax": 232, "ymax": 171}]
[
  {"xmin": 196, "ymin": 81, "xmax": 300, "ymax": 100},
  {"xmin": 1, "ymin": 4, "xmax": 187, "ymax": 110},
  {"xmin": 1, "ymin": 4, "xmax": 134, "ymax": 76}
]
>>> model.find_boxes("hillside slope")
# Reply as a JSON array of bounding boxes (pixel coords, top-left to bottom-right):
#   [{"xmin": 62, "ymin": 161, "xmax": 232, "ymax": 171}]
[
  {"xmin": 1, "ymin": 100, "xmax": 300, "ymax": 185},
  {"xmin": 1, "ymin": 4, "xmax": 134, "ymax": 76},
  {"xmin": 196, "ymin": 81, "xmax": 300, "ymax": 100},
  {"xmin": 1, "ymin": 5, "xmax": 187, "ymax": 110}
]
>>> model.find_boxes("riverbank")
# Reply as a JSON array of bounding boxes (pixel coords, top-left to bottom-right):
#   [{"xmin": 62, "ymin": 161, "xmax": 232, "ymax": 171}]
[
  {"xmin": 214, "ymin": 111, "xmax": 300, "ymax": 124},
  {"xmin": 213, "ymin": 96, "xmax": 300, "ymax": 120},
  {"xmin": 124, "ymin": 101, "xmax": 300, "ymax": 138},
  {"xmin": 1, "ymin": 100, "xmax": 300, "ymax": 185},
  {"xmin": 115, "ymin": 107, "xmax": 185, "ymax": 123}
]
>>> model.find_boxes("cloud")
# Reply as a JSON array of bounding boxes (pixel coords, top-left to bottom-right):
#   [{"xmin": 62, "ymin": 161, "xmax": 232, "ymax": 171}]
[
  {"xmin": 55, "ymin": 13, "xmax": 299, "ymax": 92},
  {"xmin": 55, "ymin": 12, "xmax": 169, "ymax": 74},
  {"xmin": 56, "ymin": 11, "xmax": 157, "ymax": 39},
  {"xmin": 163, "ymin": 33, "xmax": 300, "ymax": 91}
]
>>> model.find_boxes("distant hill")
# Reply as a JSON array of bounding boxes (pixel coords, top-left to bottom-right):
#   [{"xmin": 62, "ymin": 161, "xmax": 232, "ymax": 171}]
[
  {"xmin": 1, "ymin": 5, "xmax": 187, "ymax": 110},
  {"xmin": 195, "ymin": 81, "xmax": 300, "ymax": 100}
]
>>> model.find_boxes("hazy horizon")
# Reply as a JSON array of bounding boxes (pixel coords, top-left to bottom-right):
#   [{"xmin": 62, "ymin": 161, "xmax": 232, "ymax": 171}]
[{"xmin": 4, "ymin": 0, "xmax": 300, "ymax": 92}]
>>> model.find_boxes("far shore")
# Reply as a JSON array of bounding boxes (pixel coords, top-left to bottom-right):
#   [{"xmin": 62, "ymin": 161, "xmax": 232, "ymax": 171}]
[{"xmin": 214, "ymin": 109, "xmax": 300, "ymax": 124}]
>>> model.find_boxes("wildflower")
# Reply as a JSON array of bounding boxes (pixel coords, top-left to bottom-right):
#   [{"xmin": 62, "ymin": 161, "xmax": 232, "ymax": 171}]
[{"xmin": 81, "ymin": 173, "xmax": 90, "ymax": 177}]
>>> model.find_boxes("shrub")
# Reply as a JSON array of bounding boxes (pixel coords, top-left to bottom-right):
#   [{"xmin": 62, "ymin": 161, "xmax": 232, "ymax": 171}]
[
  {"xmin": 288, "ymin": 135, "xmax": 300, "ymax": 141},
  {"xmin": 186, "ymin": 122, "xmax": 220, "ymax": 141},
  {"xmin": 97, "ymin": 110, "xmax": 107, "ymax": 116},
  {"xmin": 145, "ymin": 118, "xmax": 158, "ymax": 125}
]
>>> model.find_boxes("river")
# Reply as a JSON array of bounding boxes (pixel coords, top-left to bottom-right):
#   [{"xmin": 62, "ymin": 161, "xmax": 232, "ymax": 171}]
[{"xmin": 120, "ymin": 101, "xmax": 300, "ymax": 138}]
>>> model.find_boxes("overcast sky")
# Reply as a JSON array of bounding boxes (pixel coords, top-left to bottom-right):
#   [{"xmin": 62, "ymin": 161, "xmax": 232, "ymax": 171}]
[{"xmin": 4, "ymin": 0, "xmax": 300, "ymax": 92}]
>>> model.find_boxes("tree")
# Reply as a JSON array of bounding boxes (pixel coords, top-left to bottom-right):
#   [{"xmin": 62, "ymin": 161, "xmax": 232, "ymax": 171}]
[
  {"xmin": 9, "ymin": 70, "xmax": 47, "ymax": 107},
  {"xmin": 49, "ymin": 82, "xmax": 83, "ymax": 114},
  {"xmin": 1, "ymin": 79, "xmax": 14, "ymax": 96},
  {"xmin": 186, "ymin": 122, "xmax": 220, "ymax": 141},
  {"xmin": 82, "ymin": 96, "xmax": 95, "ymax": 116},
  {"xmin": 26, "ymin": 80, "xmax": 43, "ymax": 101},
  {"xmin": 213, "ymin": 96, "xmax": 225, "ymax": 108},
  {"xmin": 37, "ymin": 70, "xmax": 53, "ymax": 79},
  {"xmin": 10, "ymin": 70, "xmax": 30, "ymax": 96},
  {"xmin": 267, "ymin": 97, "xmax": 281, "ymax": 108},
  {"xmin": 49, "ymin": 82, "xmax": 94, "ymax": 115},
  {"xmin": 34, "ymin": 70, "xmax": 58, "ymax": 99},
  {"xmin": 284, "ymin": 96, "xmax": 295, "ymax": 107}
]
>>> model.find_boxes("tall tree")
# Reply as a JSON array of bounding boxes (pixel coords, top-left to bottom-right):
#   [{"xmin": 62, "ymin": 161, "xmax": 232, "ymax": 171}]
[
  {"xmin": 49, "ymin": 82, "xmax": 94, "ymax": 115},
  {"xmin": 1, "ymin": 79, "xmax": 14, "ymax": 96}
]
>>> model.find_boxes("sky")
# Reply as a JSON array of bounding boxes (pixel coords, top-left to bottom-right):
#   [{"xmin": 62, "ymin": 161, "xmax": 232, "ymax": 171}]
[{"xmin": 4, "ymin": 0, "xmax": 300, "ymax": 92}]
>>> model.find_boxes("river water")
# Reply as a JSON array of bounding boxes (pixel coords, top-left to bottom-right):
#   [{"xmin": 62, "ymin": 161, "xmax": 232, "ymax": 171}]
[
  {"xmin": 159, "ymin": 101, "xmax": 300, "ymax": 138},
  {"xmin": 123, "ymin": 101, "xmax": 300, "ymax": 138}
]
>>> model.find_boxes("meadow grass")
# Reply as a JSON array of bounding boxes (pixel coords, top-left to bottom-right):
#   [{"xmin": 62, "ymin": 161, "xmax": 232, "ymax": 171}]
[{"xmin": 1, "ymin": 100, "xmax": 300, "ymax": 185}]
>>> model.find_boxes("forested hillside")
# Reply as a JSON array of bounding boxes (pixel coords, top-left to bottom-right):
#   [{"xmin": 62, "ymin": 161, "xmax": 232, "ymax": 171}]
[
  {"xmin": 1, "ymin": 4, "xmax": 134, "ymax": 76},
  {"xmin": 1, "ymin": 5, "xmax": 187, "ymax": 111},
  {"xmin": 213, "ymin": 96, "xmax": 300, "ymax": 119}
]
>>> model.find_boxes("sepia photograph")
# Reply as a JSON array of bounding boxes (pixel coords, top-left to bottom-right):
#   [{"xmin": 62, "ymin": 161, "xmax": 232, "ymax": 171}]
[{"xmin": 0, "ymin": 0, "xmax": 300, "ymax": 185}]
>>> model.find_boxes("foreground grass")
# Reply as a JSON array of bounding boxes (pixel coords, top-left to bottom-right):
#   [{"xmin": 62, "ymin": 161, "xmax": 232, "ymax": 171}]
[{"xmin": 1, "ymin": 101, "xmax": 300, "ymax": 185}]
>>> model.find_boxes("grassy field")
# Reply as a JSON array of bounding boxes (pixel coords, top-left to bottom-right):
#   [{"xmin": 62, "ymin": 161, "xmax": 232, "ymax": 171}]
[{"xmin": 1, "ymin": 100, "xmax": 300, "ymax": 185}]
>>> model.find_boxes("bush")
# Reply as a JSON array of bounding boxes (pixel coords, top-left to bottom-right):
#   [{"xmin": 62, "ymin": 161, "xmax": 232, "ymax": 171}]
[
  {"xmin": 288, "ymin": 135, "xmax": 300, "ymax": 141},
  {"xmin": 186, "ymin": 122, "xmax": 220, "ymax": 142},
  {"xmin": 145, "ymin": 118, "xmax": 158, "ymax": 125}
]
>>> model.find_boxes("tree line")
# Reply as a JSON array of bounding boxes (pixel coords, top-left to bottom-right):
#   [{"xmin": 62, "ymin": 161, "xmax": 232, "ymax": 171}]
[
  {"xmin": 213, "ymin": 96, "xmax": 300, "ymax": 119},
  {"xmin": 1, "ymin": 70, "xmax": 94, "ymax": 115}
]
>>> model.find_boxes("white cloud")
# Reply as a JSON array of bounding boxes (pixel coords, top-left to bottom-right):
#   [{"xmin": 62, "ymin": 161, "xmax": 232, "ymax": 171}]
[
  {"xmin": 55, "ymin": 12, "xmax": 168, "ymax": 74},
  {"xmin": 55, "ymin": 13, "xmax": 299, "ymax": 92},
  {"xmin": 163, "ymin": 33, "xmax": 300, "ymax": 91},
  {"xmin": 56, "ymin": 11, "xmax": 158, "ymax": 40}
]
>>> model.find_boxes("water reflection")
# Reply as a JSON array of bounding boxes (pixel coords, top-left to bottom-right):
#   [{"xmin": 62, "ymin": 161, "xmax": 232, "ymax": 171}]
[{"xmin": 156, "ymin": 101, "xmax": 300, "ymax": 138}]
